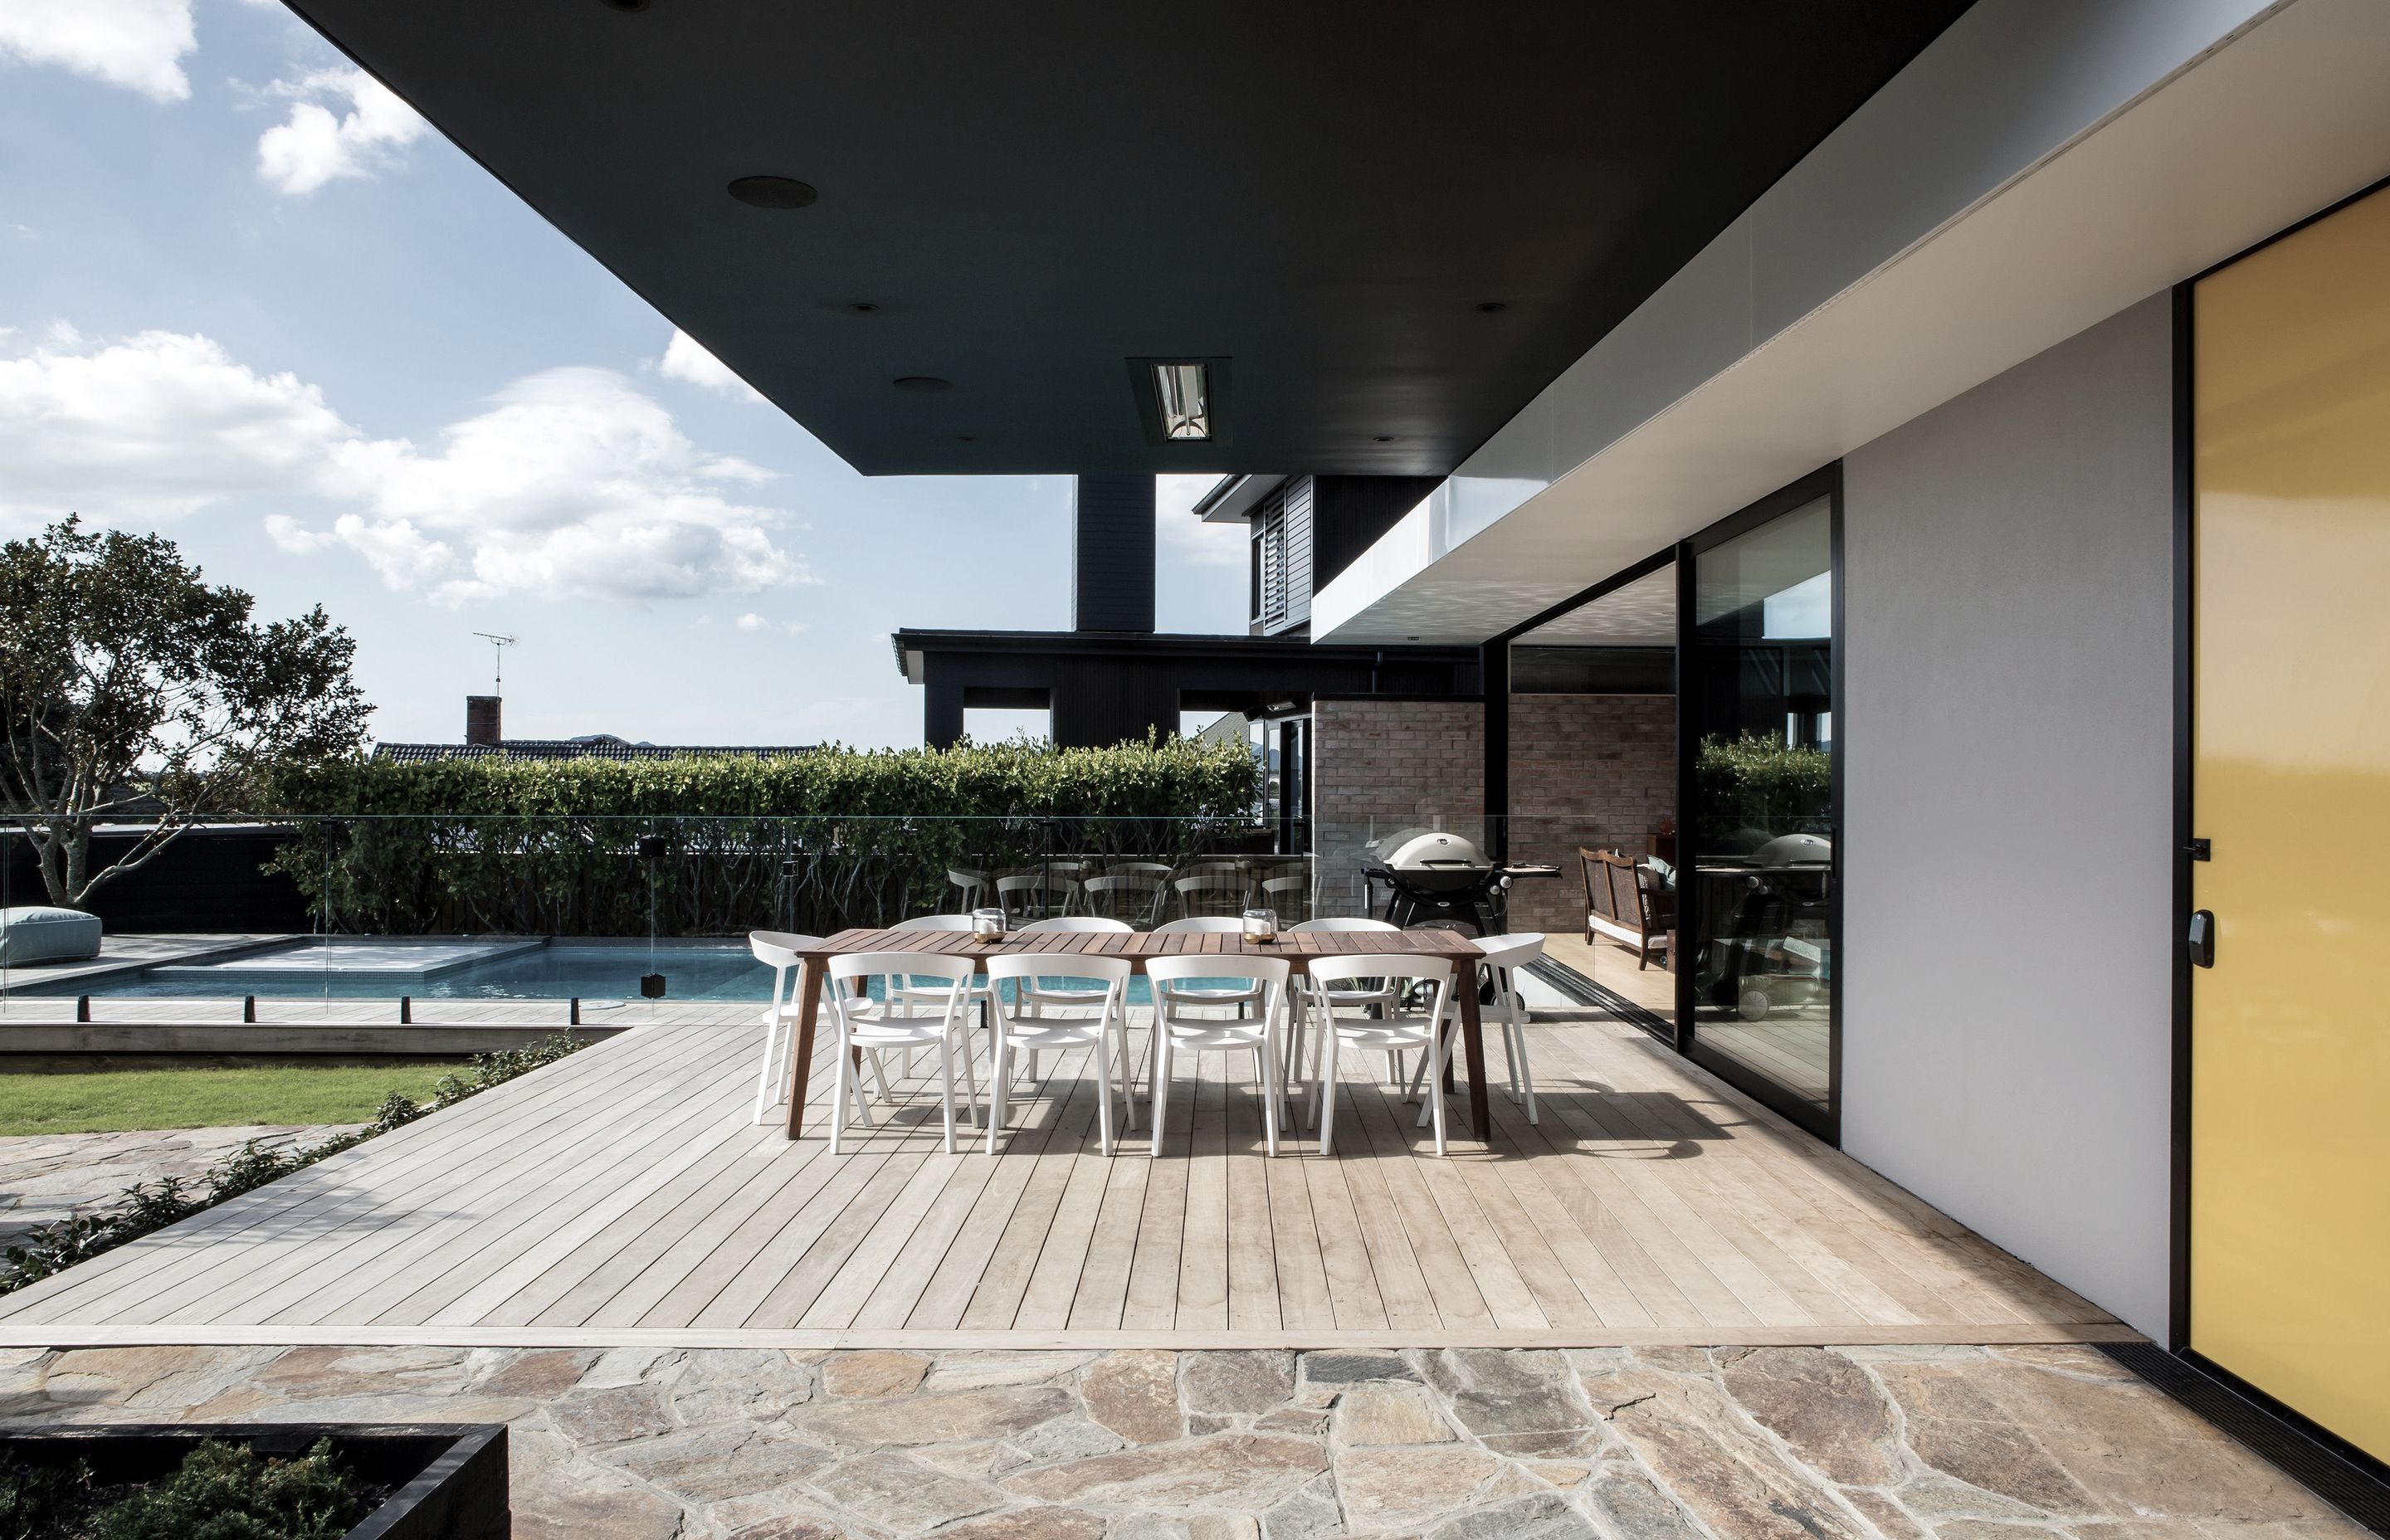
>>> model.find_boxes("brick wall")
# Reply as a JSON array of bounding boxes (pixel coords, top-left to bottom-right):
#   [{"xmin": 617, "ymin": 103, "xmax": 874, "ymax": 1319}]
[
  {"xmin": 1309, "ymin": 698, "xmax": 1484, "ymax": 919},
  {"xmin": 1505, "ymin": 694, "xmax": 1675, "ymax": 934},
  {"xmin": 1305, "ymin": 694, "xmax": 1673, "ymax": 933}
]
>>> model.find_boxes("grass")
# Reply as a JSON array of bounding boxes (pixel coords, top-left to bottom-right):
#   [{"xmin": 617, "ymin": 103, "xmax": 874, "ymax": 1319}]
[{"xmin": 0, "ymin": 1062, "xmax": 464, "ymax": 1136}]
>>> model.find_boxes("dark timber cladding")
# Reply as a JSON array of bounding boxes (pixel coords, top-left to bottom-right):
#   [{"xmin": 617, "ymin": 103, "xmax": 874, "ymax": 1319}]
[
  {"xmin": 895, "ymin": 630, "xmax": 1478, "ymax": 748},
  {"xmin": 1072, "ymin": 476, "xmax": 1154, "ymax": 633},
  {"xmin": 280, "ymin": 2, "xmax": 1972, "ymax": 475}
]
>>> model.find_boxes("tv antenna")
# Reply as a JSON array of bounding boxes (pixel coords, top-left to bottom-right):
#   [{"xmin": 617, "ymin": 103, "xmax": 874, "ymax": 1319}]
[{"xmin": 471, "ymin": 632, "xmax": 518, "ymax": 694}]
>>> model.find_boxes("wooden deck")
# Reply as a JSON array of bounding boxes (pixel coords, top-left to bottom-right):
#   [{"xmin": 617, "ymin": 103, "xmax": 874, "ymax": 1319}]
[{"xmin": 0, "ymin": 998, "xmax": 2129, "ymax": 1349}]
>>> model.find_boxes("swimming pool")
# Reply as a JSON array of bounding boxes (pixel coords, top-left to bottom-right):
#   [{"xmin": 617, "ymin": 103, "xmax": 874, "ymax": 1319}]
[
  {"xmin": 17, "ymin": 940, "xmax": 777, "ymax": 1002},
  {"xmin": 12, "ymin": 938, "xmax": 1181, "ymax": 1004}
]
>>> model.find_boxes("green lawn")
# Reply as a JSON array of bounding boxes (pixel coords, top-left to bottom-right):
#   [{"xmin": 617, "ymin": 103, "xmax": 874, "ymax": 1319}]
[{"xmin": 0, "ymin": 1062, "xmax": 464, "ymax": 1136}]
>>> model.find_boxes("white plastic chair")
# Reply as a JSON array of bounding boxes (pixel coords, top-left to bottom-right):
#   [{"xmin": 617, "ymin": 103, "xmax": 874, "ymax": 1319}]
[
  {"xmin": 1260, "ymin": 873, "xmax": 1312, "ymax": 924},
  {"xmin": 1146, "ymin": 916, "xmax": 1265, "ymax": 1008},
  {"xmin": 1147, "ymin": 953, "xmax": 1290, "ymax": 1157},
  {"xmin": 1083, "ymin": 874, "xmax": 1164, "ymax": 928},
  {"xmin": 946, "ymin": 869, "xmax": 988, "ymax": 911},
  {"xmin": 749, "ymin": 930, "xmax": 826, "ymax": 1124},
  {"xmin": 888, "ymin": 914, "xmax": 993, "ymax": 1075},
  {"xmin": 997, "ymin": 871, "xmax": 1076, "ymax": 922},
  {"xmin": 1310, "ymin": 953, "xmax": 1456, "ymax": 1157},
  {"xmin": 983, "ymin": 953, "xmax": 1137, "ymax": 1155},
  {"xmin": 1284, "ymin": 917, "xmax": 1402, "ymax": 1094},
  {"xmin": 825, "ymin": 951, "xmax": 982, "ymax": 1153},
  {"xmin": 1172, "ymin": 873, "xmax": 1251, "ymax": 919},
  {"xmin": 1009, "ymin": 917, "xmax": 1134, "ymax": 1075},
  {"xmin": 1403, "ymin": 932, "xmax": 1544, "ymax": 1123}
]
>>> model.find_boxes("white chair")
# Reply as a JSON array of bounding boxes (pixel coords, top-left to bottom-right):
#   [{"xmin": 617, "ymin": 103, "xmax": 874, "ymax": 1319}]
[
  {"xmin": 1260, "ymin": 873, "xmax": 1312, "ymax": 924},
  {"xmin": 1147, "ymin": 953, "xmax": 1290, "ymax": 1157},
  {"xmin": 1173, "ymin": 873, "xmax": 1251, "ymax": 919},
  {"xmin": 1403, "ymin": 932, "xmax": 1544, "ymax": 1124},
  {"xmin": 1285, "ymin": 918, "xmax": 1402, "ymax": 1094},
  {"xmin": 888, "ymin": 914, "xmax": 993, "ymax": 1075},
  {"xmin": 1150, "ymin": 916, "xmax": 1246, "ymax": 935},
  {"xmin": 1147, "ymin": 916, "xmax": 1266, "ymax": 1008},
  {"xmin": 825, "ymin": 951, "xmax": 982, "ymax": 1153},
  {"xmin": 749, "ymin": 930, "xmax": 827, "ymax": 1124},
  {"xmin": 997, "ymin": 871, "xmax": 1076, "ymax": 923},
  {"xmin": 946, "ymin": 868, "xmax": 989, "ymax": 911},
  {"xmin": 983, "ymin": 953, "xmax": 1137, "ymax": 1155},
  {"xmin": 1010, "ymin": 917, "xmax": 1134, "ymax": 1075},
  {"xmin": 1017, "ymin": 916, "xmax": 1130, "ymax": 935},
  {"xmin": 1083, "ymin": 874, "xmax": 1164, "ymax": 928},
  {"xmin": 1310, "ymin": 954, "xmax": 1456, "ymax": 1157}
]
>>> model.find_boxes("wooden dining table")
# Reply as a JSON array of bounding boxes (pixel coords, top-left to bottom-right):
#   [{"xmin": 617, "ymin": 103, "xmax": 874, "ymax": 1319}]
[{"xmin": 779, "ymin": 926, "xmax": 1496, "ymax": 1142}]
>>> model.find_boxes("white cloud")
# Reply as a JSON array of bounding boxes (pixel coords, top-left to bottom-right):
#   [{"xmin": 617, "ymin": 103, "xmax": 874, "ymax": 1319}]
[
  {"xmin": 0, "ymin": 0, "xmax": 194, "ymax": 102},
  {"xmin": 1155, "ymin": 473, "xmax": 1247, "ymax": 569},
  {"xmin": 734, "ymin": 612, "xmax": 804, "ymax": 635},
  {"xmin": 256, "ymin": 66, "xmax": 427, "ymax": 196},
  {"xmin": 657, "ymin": 329, "xmax": 765, "ymax": 401},
  {"xmin": 0, "ymin": 327, "xmax": 808, "ymax": 606}
]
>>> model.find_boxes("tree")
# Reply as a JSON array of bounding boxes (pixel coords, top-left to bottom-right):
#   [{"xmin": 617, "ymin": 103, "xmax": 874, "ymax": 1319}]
[{"xmin": 0, "ymin": 516, "xmax": 371, "ymax": 907}]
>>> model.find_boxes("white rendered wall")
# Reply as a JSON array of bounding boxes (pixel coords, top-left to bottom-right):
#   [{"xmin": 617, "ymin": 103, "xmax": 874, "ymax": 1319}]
[{"xmin": 1841, "ymin": 294, "xmax": 2175, "ymax": 1338}]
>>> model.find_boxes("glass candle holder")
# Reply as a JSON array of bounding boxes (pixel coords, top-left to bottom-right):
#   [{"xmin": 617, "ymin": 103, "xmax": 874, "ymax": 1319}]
[
  {"xmin": 1241, "ymin": 908, "xmax": 1279, "ymax": 944},
  {"xmin": 970, "ymin": 907, "xmax": 1007, "ymax": 943}
]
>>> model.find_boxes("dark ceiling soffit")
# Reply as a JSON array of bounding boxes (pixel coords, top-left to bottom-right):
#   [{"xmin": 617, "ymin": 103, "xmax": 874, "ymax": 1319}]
[
  {"xmin": 889, "ymin": 626, "xmax": 1476, "ymax": 670},
  {"xmin": 280, "ymin": 2, "xmax": 1970, "ymax": 477},
  {"xmin": 1126, "ymin": 358, "xmax": 1233, "ymax": 449}
]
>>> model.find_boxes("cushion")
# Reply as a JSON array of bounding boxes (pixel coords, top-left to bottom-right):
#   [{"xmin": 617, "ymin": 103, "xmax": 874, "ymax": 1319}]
[{"xmin": 0, "ymin": 906, "xmax": 103, "ymax": 965}]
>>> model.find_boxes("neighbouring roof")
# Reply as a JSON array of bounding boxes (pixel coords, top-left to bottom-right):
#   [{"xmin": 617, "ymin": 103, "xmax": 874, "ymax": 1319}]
[{"xmin": 373, "ymin": 740, "xmax": 816, "ymax": 765}]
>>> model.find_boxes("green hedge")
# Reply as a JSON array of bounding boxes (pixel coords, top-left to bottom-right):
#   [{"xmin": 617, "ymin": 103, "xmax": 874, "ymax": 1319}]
[
  {"xmin": 1692, "ymin": 731, "xmax": 1832, "ymax": 836},
  {"xmin": 265, "ymin": 737, "xmax": 1264, "ymax": 937}
]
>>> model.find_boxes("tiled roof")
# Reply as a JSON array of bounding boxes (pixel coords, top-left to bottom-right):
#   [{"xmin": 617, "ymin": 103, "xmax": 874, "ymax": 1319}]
[{"xmin": 372, "ymin": 739, "xmax": 816, "ymax": 764}]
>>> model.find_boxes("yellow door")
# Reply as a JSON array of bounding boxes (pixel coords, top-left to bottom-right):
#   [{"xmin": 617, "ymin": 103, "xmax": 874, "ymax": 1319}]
[{"xmin": 2193, "ymin": 183, "xmax": 2390, "ymax": 1461}]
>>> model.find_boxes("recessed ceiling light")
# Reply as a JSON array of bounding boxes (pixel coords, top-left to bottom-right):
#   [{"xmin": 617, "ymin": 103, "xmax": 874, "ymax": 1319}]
[
  {"xmin": 893, "ymin": 376, "xmax": 952, "ymax": 392},
  {"xmin": 1476, "ymin": 300, "xmax": 1508, "ymax": 313},
  {"xmin": 726, "ymin": 176, "xmax": 817, "ymax": 210},
  {"xmin": 1152, "ymin": 363, "xmax": 1211, "ymax": 441},
  {"xmin": 846, "ymin": 301, "xmax": 880, "ymax": 314}
]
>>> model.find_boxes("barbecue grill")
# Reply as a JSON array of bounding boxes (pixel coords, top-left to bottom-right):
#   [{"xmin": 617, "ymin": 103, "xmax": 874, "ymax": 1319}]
[{"xmin": 1362, "ymin": 829, "xmax": 1554, "ymax": 935}]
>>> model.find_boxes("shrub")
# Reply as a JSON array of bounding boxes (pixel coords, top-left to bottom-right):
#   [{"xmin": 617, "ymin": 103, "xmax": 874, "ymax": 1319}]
[
  {"xmin": 1693, "ymin": 731, "xmax": 1832, "ymax": 835},
  {"xmin": 90, "ymin": 1438, "xmax": 370, "ymax": 1540},
  {"xmin": 262, "ymin": 736, "xmax": 1266, "ymax": 937},
  {"xmin": 0, "ymin": 1449, "xmax": 91, "ymax": 1539}
]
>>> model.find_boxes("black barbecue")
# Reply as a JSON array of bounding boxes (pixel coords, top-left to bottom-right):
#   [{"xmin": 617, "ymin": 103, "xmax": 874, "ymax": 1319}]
[{"xmin": 1361, "ymin": 829, "xmax": 1555, "ymax": 936}]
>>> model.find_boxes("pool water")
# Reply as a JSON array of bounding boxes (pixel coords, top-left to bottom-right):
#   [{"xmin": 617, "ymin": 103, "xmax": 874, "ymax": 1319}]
[
  {"xmin": 22, "ymin": 942, "xmax": 775, "ymax": 1002},
  {"xmin": 17, "ymin": 939, "xmax": 1195, "ymax": 1004}
]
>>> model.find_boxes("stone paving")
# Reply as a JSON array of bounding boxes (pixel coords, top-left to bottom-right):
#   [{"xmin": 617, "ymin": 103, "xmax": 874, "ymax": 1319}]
[
  {"xmin": 0, "ymin": 1342, "xmax": 2360, "ymax": 1538},
  {"xmin": 0, "ymin": 1124, "xmax": 358, "ymax": 1252}
]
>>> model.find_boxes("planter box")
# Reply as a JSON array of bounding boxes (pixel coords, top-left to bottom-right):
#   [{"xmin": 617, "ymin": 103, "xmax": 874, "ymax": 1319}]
[{"xmin": 0, "ymin": 1421, "xmax": 507, "ymax": 1539}]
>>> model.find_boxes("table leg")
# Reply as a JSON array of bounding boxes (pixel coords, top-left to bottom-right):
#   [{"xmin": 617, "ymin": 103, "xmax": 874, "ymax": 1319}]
[
  {"xmin": 1458, "ymin": 976, "xmax": 1490, "ymax": 1141},
  {"xmin": 784, "ymin": 961, "xmax": 826, "ymax": 1139}
]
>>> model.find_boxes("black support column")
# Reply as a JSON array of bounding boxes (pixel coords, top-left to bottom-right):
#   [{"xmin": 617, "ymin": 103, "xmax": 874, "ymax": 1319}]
[{"xmin": 1072, "ymin": 475, "xmax": 1156, "ymax": 633}]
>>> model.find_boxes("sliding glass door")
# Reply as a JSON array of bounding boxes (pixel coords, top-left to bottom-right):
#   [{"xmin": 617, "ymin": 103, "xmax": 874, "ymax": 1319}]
[{"xmin": 1680, "ymin": 475, "xmax": 1840, "ymax": 1137}]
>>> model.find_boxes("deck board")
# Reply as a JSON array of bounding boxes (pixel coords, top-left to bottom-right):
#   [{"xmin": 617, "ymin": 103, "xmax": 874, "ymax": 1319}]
[{"xmin": 0, "ymin": 1001, "xmax": 2133, "ymax": 1348}]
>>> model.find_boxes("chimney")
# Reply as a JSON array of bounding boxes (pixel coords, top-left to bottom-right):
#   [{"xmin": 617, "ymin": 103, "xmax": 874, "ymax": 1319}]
[
  {"xmin": 1071, "ymin": 475, "xmax": 1155, "ymax": 632},
  {"xmin": 466, "ymin": 695, "xmax": 502, "ymax": 747}
]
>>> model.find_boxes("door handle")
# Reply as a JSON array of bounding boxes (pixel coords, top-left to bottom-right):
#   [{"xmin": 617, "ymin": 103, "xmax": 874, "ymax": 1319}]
[{"xmin": 2188, "ymin": 910, "xmax": 2216, "ymax": 968}]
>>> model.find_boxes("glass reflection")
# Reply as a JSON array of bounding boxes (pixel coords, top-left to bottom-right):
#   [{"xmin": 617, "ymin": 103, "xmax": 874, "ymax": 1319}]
[{"xmin": 1687, "ymin": 495, "xmax": 1835, "ymax": 1126}]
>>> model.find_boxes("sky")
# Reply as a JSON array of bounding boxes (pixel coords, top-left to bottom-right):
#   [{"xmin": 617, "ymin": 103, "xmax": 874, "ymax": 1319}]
[{"xmin": 0, "ymin": 0, "xmax": 1250, "ymax": 749}]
